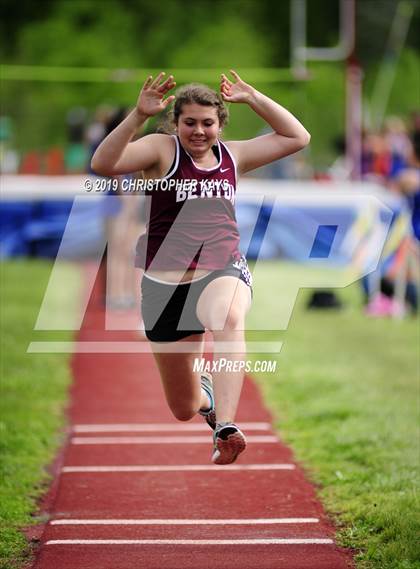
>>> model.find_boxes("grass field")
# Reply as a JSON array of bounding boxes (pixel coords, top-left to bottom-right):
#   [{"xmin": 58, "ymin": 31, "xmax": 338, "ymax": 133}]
[
  {"xmin": 0, "ymin": 259, "xmax": 418, "ymax": 569},
  {"xmin": 0, "ymin": 260, "xmax": 81, "ymax": 569},
  {"xmin": 247, "ymin": 261, "xmax": 419, "ymax": 569}
]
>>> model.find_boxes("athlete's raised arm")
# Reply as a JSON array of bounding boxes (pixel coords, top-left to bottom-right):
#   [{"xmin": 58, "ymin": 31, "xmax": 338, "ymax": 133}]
[
  {"xmin": 220, "ymin": 70, "xmax": 310, "ymax": 174},
  {"xmin": 91, "ymin": 73, "xmax": 176, "ymax": 176}
]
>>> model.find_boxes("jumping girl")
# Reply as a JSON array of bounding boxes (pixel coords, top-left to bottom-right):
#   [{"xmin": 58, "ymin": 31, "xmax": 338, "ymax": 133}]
[{"xmin": 91, "ymin": 70, "xmax": 310, "ymax": 465}]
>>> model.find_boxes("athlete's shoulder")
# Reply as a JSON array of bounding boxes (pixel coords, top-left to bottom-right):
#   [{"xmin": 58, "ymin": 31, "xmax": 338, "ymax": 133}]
[
  {"xmin": 140, "ymin": 132, "xmax": 175, "ymax": 146},
  {"xmin": 138, "ymin": 132, "xmax": 176, "ymax": 158},
  {"xmin": 222, "ymin": 140, "xmax": 240, "ymax": 151},
  {"xmin": 140, "ymin": 133, "xmax": 177, "ymax": 179},
  {"xmin": 220, "ymin": 140, "xmax": 240, "ymax": 164},
  {"xmin": 222, "ymin": 140, "xmax": 240, "ymax": 157}
]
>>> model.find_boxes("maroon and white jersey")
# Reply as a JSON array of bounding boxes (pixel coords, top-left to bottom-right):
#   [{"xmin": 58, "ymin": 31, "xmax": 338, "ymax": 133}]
[{"xmin": 135, "ymin": 135, "xmax": 242, "ymax": 271}]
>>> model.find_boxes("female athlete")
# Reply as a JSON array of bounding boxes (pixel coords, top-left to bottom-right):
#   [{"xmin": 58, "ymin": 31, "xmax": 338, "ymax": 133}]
[{"xmin": 91, "ymin": 70, "xmax": 310, "ymax": 465}]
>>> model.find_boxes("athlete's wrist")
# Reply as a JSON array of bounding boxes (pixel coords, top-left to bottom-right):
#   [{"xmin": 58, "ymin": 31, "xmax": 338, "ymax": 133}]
[
  {"xmin": 245, "ymin": 88, "xmax": 263, "ymax": 108},
  {"xmin": 133, "ymin": 107, "xmax": 151, "ymax": 125}
]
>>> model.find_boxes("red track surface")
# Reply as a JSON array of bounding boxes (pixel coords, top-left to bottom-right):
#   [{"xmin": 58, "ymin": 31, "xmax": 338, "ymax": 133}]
[{"xmin": 30, "ymin": 265, "xmax": 354, "ymax": 569}]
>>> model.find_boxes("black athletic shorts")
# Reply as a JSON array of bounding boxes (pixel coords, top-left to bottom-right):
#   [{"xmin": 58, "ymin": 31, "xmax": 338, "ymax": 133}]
[{"xmin": 141, "ymin": 256, "xmax": 253, "ymax": 343}]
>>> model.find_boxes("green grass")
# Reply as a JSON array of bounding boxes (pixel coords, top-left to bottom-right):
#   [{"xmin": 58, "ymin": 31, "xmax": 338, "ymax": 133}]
[
  {"xmin": 247, "ymin": 261, "xmax": 419, "ymax": 569},
  {"xmin": 0, "ymin": 260, "xmax": 81, "ymax": 569}
]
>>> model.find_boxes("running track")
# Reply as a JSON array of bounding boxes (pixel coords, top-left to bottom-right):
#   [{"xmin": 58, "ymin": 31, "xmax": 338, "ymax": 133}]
[{"xmin": 29, "ymin": 265, "xmax": 354, "ymax": 569}]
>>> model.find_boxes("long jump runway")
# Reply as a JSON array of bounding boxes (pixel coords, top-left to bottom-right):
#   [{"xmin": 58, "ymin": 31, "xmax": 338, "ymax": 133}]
[{"xmin": 30, "ymin": 268, "xmax": 354, "ymax": 569}]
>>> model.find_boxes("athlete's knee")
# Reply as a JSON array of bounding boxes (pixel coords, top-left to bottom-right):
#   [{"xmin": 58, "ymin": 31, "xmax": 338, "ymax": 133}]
[
  {"xmin": 224, "ymin": 307, "xmax": 246, "ymax": 330},
  {"xmin": 207, "ymin": 303, "xmax": 245, "ymax": 331},
  {"xmin": 170, "ymin": 404, "xmax": 197, "ymax": 422}
]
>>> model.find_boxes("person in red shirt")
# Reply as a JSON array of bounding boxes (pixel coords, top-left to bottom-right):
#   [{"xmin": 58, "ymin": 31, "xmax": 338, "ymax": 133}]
[{"xmin": 92, "ymin": 70, "xmax": 310, "ymax": 465}]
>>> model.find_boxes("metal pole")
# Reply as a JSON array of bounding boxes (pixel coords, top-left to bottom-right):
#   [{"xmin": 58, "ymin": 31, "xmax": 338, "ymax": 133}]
[
  {"xmin": 300, "ymin": 0, "xmax": 354, "ymax": 61},
  {"xmin": 291, "ymin": 0, "xmax": 308, "ymax": 79}
]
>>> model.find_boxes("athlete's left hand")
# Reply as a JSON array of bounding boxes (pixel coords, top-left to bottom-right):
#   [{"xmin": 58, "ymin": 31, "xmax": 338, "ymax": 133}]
[{"xmin": 220, "ymin": 70, "xmax": 255, "ymax": 104}]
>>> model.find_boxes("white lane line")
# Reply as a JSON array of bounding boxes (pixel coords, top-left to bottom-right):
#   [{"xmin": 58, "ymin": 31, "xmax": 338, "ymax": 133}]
[
  {"xmin": 71, "ymin": 436, "xmax": 278, "ymax": 445},
  {"xmin": 28, "ymin": 341, "xmax": 283, "ymax": 354},
  {"xmin": 46, "ymin": 538, "xmax": 334, "ymax": 545},
  {"xmin": 51, "ymin": 518, "xmax": 319, "ymax": 525},
  {"xmin": 62, "ymin": 464, "xmax": 296, "ymax": 473},
  {"xmin": 73, "ymin": 422, "xmax": 272, "ymax": 433}
]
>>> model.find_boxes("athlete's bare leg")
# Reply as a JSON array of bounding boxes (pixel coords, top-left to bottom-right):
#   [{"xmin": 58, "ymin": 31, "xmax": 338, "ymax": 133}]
[
  {"xmin": 150, "ymin": 334, "xmax": 211, "ymax": 421},
  {"xmin": 196, "ymin": 277, "xmax": 251, "ymax": 424}
]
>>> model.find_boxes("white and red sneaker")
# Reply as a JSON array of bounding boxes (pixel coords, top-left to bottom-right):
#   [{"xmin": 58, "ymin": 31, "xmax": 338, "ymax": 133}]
[{"xmin": 212, "ymin": 423, "xmax": 247, "ymax": 465}]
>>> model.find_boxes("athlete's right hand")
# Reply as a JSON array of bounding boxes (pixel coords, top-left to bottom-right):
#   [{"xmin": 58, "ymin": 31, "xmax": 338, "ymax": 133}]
[{"xmin": 136, "ymin": 72, "xmax": 176, "ymax": 118}]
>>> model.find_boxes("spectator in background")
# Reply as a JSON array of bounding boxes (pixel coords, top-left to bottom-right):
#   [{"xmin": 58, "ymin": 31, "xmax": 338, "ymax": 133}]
[
  {"xmin": 386, "ymin": 129, "xmax": 419, "ymax": 314},
  {"xmin": 86, "ymin": 105, "xmax": 113, "ymax": 173},
  {"xmin": 391, "ymin": 116, "xmax": 420, "ymax": 243},
  {"xmin": 65, "ymin": 107, "xmax": 88, "ymax": 173},
  {"xmin": 328, "ymin": 135, "xmax": 351, "ymax": 180},
  {"xmin": 0, "ymin": 116, "xmax": 19, "ymax": 174},
  {"xmin": 361, "ymin": 130, "xmax": 392, "ymax": 183},
  {"xmin": 364, "ymin": 113, "xmax": 419, "ymax": 316},
  {"xmin": 361, "ymin": 117, "xmax": 412, "ymax": 185},
  {"xmin": 383, "ymin": 116, "xmax": 412, "ymax": 179},
  {"xmin": 100, "ymin": 107, "xmax": 145, "ymax": 312}
]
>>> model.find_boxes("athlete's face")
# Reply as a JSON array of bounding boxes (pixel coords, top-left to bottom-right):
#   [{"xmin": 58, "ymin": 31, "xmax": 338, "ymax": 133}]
[{"xmin": 177, "ymin": 104, "xmax": 220, "ymax": 155}]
